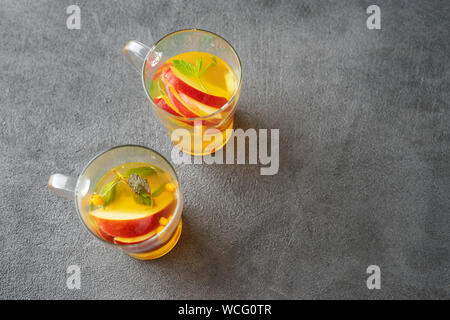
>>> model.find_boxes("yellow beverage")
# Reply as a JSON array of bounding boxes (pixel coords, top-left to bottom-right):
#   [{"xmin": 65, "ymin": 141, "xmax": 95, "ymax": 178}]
[
  {"xmin": 146, "ymin": 52, "xmax": 239, "ymax": 155},
  {"xmin": 88, "ymin": 162, "xmax": 181, "ymax": 259}
]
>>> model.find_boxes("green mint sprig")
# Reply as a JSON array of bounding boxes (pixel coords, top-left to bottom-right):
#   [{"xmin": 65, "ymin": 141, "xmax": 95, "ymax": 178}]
[
  {"xmin": 100, "ymin": 178, "xmax": 119, "ymax": 207},
  {"xmin": 151, "ymin": 183, "xmax": 166, "ymax": 198},
  {"xmin": 128, "ymin": 174, "xmax": 153, "ymax": 206},
  {"xmin": 172, "ymin": 56, "xmax": 217, "ymax": 92},
  {"xmin": 94, "ymin": 166, "xmax": 162, "ymax": 208}
]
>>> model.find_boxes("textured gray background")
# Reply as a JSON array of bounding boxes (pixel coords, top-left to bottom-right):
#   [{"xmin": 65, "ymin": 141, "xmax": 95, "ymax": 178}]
[{"xmin": 1, "ymin": 0, "xmax": 449, "ymax": 299}]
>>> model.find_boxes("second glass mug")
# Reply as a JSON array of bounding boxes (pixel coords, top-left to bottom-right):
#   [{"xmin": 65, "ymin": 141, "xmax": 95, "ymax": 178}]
[
  {"xmin": 123, "ymin": 29, "xmax": 242, "ymax": 155},
  {"xmin": 47, "ymin": 145, "xmax": 183, "ymax": 260}
]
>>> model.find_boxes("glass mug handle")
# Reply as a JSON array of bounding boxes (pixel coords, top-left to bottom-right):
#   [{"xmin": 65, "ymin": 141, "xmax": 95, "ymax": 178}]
[
  {"xmin": 123, "ymin": 41, "xmax": 151, "ymax": 73},
  {"xmin": 48, "ymin": 174, "xmax": 76, "ymax": 200}
]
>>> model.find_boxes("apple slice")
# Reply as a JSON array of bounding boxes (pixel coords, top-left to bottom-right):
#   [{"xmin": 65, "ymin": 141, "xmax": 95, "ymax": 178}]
[
  {"xmin": 166, "ymin": 85, "xmax": 224, "ymax": 127},
  {"xmin": 155, "ymin": 80, "xmax": 224, "ymax": 127},
  {"xmin": 178, "ymin": 91, "xmax": 223, "ymax": 118},
  {"xmin": 167, "ymin": 64, "xmax": 233, "ymax": 100},
  {"xmin": 114, "ymin": 230, "xmax": 156, "ymax": 245},
  {"xmin": 163, "ymin": 67, "xmax": 228, "ymax": 108},
  {"xmin": 166, "ymin": 84, "xmax": 199, "ymax": 118},
  {"xmin": 97, "ymin": 226, "xmax": 114, "ymax": 243},
  {"xmin": 153, "ymin": 96, "xmax": 195, "ymax": 127},
  {"xmin": 178, "ymin": 90, "xmax": 231, "ymax": 128},
  {"xmin": 114, "ymin": 200, "xmax": 177, "ymax": 245},
  {"xmin": 90, "ymin": 190, "xmax": 176, "ymax": 238},
  {"xmin": 154, "ymin": 97, "xmax": 183, "ymax": 117},
  {"xmin": 90, "ymin": 209, "xmax": 157, "ymax": 238}
]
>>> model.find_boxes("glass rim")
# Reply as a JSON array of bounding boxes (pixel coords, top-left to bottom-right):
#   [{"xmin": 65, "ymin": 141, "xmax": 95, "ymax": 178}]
[
  {"xmin": 74, "ymin": 144, "xmax": 182, "ymax": 249},
  {"xmin": 141, "ymin": 28, "xmax": 243, "ymax": 121}
]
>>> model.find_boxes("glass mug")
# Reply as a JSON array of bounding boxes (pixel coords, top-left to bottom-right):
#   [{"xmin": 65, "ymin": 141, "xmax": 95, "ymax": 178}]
[
  {"xmin": 123, "ymin": 29, "xmax": 242, "ymax": 155},
  {"xmin": 47, "ymin": 145, "xmax": 183, "ymax": 260}
]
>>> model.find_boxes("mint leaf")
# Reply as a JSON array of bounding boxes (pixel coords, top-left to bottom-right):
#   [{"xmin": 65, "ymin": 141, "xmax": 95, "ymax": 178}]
[
  {"xmin": 101, "ymin": 178, "xmax": 119, "ymax": 206},
  {"xmin": 148, "ymin": 80, "xmax": 154, "ymax": 95},
  {"xmin": 173, "ymin": 56, "xmax": 217, "ymax": 92},
  {"xmin": 135, "ymin": 192, "xmax": 152, "ymax": 205},
  {"xmin": 128, "ymin": 174, "xmax": 150, "ymax": 194},
  {"xmin": 199, "ymin": 57, "xmax": 216, "ymax": 77},
  {"xmin": 151, "ymin": 183, "xmax": 166, "ymax": 197},
  {"xmin": 173, "ymin": 60, "xmax": 196, "ymax": 77},
  {"xmin": 195, "ymin": 58, "xmax": 202, "ymax": 74},
  {"xmin": 126, "ymin": 166, "xmax": 157, "ymax": 177},
  {"xmin": 128, "ymin": 174, "xmax": 153, "ymax": 206}
]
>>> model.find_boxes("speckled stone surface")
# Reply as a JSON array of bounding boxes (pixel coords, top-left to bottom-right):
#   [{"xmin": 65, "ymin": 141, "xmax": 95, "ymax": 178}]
[{"xmin": 0, "ymin": 0, "xmax": 449, "ymax": 299}]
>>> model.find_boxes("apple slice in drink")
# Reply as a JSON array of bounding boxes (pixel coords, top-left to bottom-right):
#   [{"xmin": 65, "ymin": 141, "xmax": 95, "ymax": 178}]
[
  {"xmin": 167, "ymin": 64, "xmax": 233, "ymax": 102},
  {"xmin": 166, "ymin": 84, "xmax": 199, "ymax": 118},
  {"xmin": 153, "ymin": 96, "xmax": 194, "ymax": 128},
  {"xmin": 178, "ymin": 91, "xmax": 226, "ymax": 127},
  {"xmin": 114, "ymin": 230, "xmax": 156, "ymax": 245},
  {"xmin": 97, "ymin": 226, "xmax": 115, "ymax": 243},
  {"xmin": 113, "ymin": 199, "xmax": 177, "ymax": 244},
  {"xmin": 163, "ymin": 67, "xmax": 228, "ymax": 108},
  {"xmin": 178, "ymin": 91, "xmax": 224, "ymax": 118},
  {"xmin": 166, "ymin": 85, "xmax": 227, "ymax": 127},
  {"xmin": 154, "ymin": 97, "xmax": 183, "ymax": 117},
  {"xmin": 90, "ymin": 209, "xmax": 157, "ymax": 238},
  {"xmin": 90, "ymin": 191, "xmax": 175, "ymax": 238}
]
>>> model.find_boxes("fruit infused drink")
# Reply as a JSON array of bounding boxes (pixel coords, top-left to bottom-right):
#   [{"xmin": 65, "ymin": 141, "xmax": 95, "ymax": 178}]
[
  {"xmin": 88, "ymin": 162, "xmax": 180, "ymax": 259},
  {"xmin": 147, "ymin": 52, "xmax": 239, "ymax": 155}
]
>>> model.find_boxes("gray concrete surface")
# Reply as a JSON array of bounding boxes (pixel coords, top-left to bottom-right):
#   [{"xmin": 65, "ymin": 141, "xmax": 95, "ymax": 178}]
[{"xmin": 1, "ymin": 0, "xmax": 449, "ymax": 299}]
